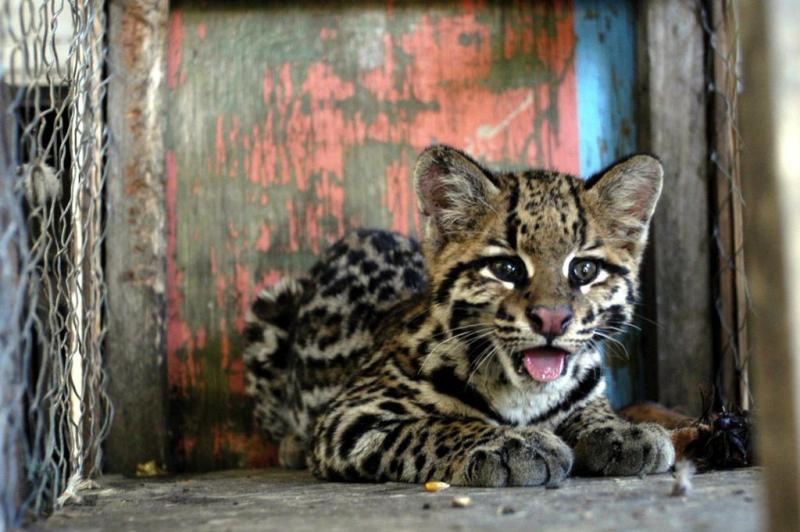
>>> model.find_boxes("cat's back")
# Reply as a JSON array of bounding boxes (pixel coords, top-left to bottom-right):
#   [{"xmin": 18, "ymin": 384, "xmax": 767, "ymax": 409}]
[{"xmin": 244, "ymin": 229, "xmax": 428, "ymax": 440}]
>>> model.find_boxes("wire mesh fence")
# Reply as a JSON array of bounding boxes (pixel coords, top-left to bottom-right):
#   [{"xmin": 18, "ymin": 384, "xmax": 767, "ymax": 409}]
[{"xmin": 0, "ymin": 0, "xmax": 111, "ymax": 527}]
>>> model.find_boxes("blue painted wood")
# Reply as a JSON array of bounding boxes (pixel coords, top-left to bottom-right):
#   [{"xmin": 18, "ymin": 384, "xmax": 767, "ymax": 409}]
[{"xmin": 574, "ymin": 0, "xmax": 639, "ymax": 409}]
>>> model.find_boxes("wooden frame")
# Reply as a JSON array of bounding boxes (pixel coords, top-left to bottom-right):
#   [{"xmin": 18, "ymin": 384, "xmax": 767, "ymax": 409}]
[
  {"xmin": 0, "ymin": 81, "xmax": 25, "ymax": 526},
  {"xmin": 105, "ymin": 0, "xmax": 170, "ymax": 475}
]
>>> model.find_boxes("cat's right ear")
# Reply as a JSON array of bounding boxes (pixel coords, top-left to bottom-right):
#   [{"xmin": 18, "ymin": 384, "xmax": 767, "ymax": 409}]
[{"xmin": 414, "ymin": 145, "xmax": 500, "ymax": 247}]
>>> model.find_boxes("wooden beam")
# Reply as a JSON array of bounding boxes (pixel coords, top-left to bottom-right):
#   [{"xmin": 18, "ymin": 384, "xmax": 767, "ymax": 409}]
[
  {"xmin": 636, "ymin": 0, "xmax": 714, "ymax": 415},
  {"xmin": 105, "ymin": 0, "xmax": 170, "ymax": 475},
  {"xmin": 0, "ymin": 81, "xmax": 25, "ymax": 528},
  {"xmin": 739, "ymin": 1, "xmax": 800, "ymax": 529}
]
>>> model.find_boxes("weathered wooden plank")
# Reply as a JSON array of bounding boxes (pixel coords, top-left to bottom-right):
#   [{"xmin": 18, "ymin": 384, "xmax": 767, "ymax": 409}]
[
  {"xmin": 40, "ymin": 468, "xmax": 763, "ymax": 532},
  {"xmin": 105, "ymin": 0, "xmax": 170, "ymax": 475},
  {"xmin": 739, "ymin": 1, "xmax": 800, "ymax": 529},
  {"xmin": 573, "ymin": 0, "xmax": 640, "ymax": 409},
  {"xmin": 0, "ymin": 81, "xmax": 25, "ymax": 528},
  {"xmin": 636, "ymin": 0, "xmax": 713, "ymax": 415}
]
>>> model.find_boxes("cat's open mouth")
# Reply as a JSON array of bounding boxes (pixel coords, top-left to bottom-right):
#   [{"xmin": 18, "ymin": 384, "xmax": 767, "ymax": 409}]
[{"xmin": 514, "ymin": 347, "xmax": 570, "ymax": 382}]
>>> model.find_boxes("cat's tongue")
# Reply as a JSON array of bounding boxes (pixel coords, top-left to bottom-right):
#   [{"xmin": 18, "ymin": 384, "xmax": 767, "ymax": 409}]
[{"xmin": 522, "ymin": 348, "xmax": 567, "ymax": 382}]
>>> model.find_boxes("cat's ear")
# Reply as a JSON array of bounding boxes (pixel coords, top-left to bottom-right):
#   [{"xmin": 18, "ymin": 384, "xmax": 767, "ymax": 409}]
[
  {"xmin": 414, "ymin": 145, "xmax": 500, "ymax": 246},
  {"xmin": 585, "ymin": 154, "xmax": 663, "ymax": 243}
]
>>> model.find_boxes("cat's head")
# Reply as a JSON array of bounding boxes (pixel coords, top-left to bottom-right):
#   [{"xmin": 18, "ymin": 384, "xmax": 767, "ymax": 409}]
[{"xmin": 414, "ymin": 145, "xmax": 662, "ymax": 389}]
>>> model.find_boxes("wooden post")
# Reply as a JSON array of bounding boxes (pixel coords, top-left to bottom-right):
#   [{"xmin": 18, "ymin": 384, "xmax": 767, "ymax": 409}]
[
  {"xmin": 636, "ymin": 0, "xmax": 714, "ymax": 415},
  {"xmin": 105, "ymin": 0, "xmax": 170, "ymax": 475},
  {"xmin": 739, "ymin": 1, "xmax": 800, "ymax": 529},
  {"xmin": 0, "ymin": 81, "xmax": 25, "ymax": 528}
]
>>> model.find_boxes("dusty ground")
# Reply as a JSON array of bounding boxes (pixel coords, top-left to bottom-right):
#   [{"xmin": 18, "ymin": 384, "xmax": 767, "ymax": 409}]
[{"xmin": 32, "ymin": 467, "xmax": 762, "ymax": 532}]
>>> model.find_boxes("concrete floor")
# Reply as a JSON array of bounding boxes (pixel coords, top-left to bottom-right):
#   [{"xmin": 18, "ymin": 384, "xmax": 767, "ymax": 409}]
[{"xmin": 34, "ymin": 467, "xmax": 763, "ymax": 532}]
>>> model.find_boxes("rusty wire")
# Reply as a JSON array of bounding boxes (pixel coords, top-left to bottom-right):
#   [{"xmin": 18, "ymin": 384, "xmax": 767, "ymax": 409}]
[{"xmin": 0, "ymin": 0, "xmax": 111, "ymax": 526}]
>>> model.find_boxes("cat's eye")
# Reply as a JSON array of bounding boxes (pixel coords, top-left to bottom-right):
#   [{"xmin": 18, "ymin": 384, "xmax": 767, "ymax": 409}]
[
  {"xmin": 488, "ymin": 257, "xmax": 527, "ymax": 284},
  {"xmin": 569, "ymin": 258, "xmax": 600, "ymax": 285}
]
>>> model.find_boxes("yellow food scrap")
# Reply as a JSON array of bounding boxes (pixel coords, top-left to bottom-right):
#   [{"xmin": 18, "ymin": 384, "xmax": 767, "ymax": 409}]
[
  {"xmin": 135, "ymin": 460, "xmax": 167, "ymax": 477},
  {"xmin": 424, "ymin": 480, "xmax": 451, "ymax": 492},
  {"xmin": 451, "ymin": 496, "xmax": 472, "ymax": 508}
]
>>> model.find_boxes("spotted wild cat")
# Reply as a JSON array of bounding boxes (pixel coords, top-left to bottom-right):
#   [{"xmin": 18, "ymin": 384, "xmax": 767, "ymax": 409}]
[{"xmin": 244, "ymin": 145, "xmax": 675, "ymax": 486}]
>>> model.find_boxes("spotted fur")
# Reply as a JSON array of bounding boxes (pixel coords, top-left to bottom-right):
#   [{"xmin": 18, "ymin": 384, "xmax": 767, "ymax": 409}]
[{"xmin": 244, "ymin": 145, "xmax": 674, "ymax": 485}]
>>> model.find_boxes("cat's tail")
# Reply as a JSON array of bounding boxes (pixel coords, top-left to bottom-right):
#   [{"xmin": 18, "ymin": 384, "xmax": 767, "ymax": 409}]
[{"xmin": 243, "ymin": 276, "xmax": 307, "ymax": 440}]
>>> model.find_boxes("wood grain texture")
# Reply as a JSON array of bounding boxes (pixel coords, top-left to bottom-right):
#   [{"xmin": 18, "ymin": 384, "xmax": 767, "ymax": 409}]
[
  {"xmin": 105, "ymin": 0, "xmax": 170, "ymax": 475},
  {"xmin": 636, "ymin": 0, "xmax": 713, "ymax": 416},
  {"xmin": 708, "ymin": 0, "xmax": 749, "ymax": 410},
  {"xmin": 165, "ymin": 0, "xmax": 582, "ymax": 471},
  {"xmin": 0, "ymin": 82, "xmax": 25, "ymax": 527},
  {"xmin": 739, "ymin": 1, "xmax": 800, "ymax": 529},
  {"xmin": 39, "ymin": 468, "xmax": 763, "ymax": 532}
]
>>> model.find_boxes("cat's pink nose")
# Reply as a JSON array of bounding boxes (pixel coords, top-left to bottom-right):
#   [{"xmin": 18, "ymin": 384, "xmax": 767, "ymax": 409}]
[{"xmin": 527, "ymin": 305, "xmax": 573, "ymax": 338}]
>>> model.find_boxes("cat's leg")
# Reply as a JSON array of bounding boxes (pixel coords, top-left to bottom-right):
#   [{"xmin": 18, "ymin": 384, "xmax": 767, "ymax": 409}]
[
  {"xmin": 311, "ymin": 408, "xmax": 573, "ymax": 487},
  {"xmin": 557, "ymin": 397, "xmax": 675, "ymax": 476}
]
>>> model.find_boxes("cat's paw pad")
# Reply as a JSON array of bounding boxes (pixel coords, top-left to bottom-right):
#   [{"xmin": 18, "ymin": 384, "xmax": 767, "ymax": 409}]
[
  {"xmin": 463, "ymin": 432, "xmax": 573, "ymax": 487},
  {"xmin": 574, "ymin": 423, "xmax": 675, "ymax": 476}
]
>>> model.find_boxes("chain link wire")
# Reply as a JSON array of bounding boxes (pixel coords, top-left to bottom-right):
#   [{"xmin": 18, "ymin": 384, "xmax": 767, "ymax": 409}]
[{"xmin": 0, "ymin": 0, "xmax": 112, "ymax": 526}]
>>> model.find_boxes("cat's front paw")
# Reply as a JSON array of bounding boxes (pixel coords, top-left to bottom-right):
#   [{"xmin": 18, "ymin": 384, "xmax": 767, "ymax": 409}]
[
  {"xmin": 459, "ymin": 431, "xmax": 573, "ymax": 487},
  {"xmin": 573, "ymin": 422, "xmax": 674, "ymax": 476}
]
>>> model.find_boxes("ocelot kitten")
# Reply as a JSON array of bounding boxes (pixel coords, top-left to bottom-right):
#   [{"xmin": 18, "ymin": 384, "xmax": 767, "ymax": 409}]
[{"xmin": 244, "ymin": 145, "xmax": 674, "ymax": 486}]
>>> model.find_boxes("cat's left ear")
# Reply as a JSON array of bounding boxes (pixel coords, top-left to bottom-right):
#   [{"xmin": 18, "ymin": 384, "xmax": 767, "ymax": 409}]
[
  {"xmin": 585, "ymin": 154, "xmax": 663, "ymax": 243},
  {"xmin": 414, "ymin": 145, "xmax": 501, "ymax": 247}
]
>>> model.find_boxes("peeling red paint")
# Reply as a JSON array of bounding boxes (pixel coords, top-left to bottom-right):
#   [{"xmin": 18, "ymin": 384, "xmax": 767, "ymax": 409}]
[
  {"xmin": 228, "ymin": 357, "xmax": 246, "ymax": 395},
  {"xmin": 196, "ymin": 21, "xmax": 207, "ymax": 40},
  {"xmin": 255, "ymin": 270, "xmax": 285, "ymax": 293},
  {"xmin": 220, "ymin": 318, "xmax": 230, "ymax": 367},
  {"xmin": 227, "ymin": 222, "xmax": 241, "ymax": 240},
  {"xmin": 319, "ymin": 27, "xmax": 337, "ymax": 40},
  {"xmin": 233, "ymin": 264, "xmax": 251, "ymax": 333},
  {"xmin": 255, "ymin": 223, "xmax": 271, "ymax": 252},
  {"xmin": 228, "ymin": 116, "xmax": 241, "ymax": 178},
  {"xmin": 285, "ymin": 198, "xmax": 299, "ymax": 253},
  {"xmin": 166, "ymin": 150, "xmax": 191, "ymax": 393},
  {"xmin": 196, "ymin": 327, "xmax": 207, "ymax": 349},
  {"xmin": 167, "ymin": 11, "xmax": 186, "ymax": 89},
  {"xmin": 384, "ymin": 161, "xmax": 416, "ymax": 235},
  {"xmin": 215, "ymin": 115, "xmax": 227, "ymax": 175}
]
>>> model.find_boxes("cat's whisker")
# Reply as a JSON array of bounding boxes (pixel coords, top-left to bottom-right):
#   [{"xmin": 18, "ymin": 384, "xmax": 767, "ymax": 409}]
[
  {"xmin": 418, "ymin": 326, "xmax": 496, "ymax": 373},
  {"xmin": 593, "ymin": 331, "xmax": 631, "ymax": 361},
  {"xmin": 467, "ymin": 342, "xmax": 500, "ymax": 385}
]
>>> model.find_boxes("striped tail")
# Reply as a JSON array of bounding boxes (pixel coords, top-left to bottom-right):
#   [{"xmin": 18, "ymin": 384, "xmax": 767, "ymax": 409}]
[{"xmin": 243, "ymin": 277, "xmax": 307, "ymax": 441}]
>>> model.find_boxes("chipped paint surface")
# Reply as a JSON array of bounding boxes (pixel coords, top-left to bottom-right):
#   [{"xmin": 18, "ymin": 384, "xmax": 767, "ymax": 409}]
[{"xmin": 164, "ymin": 0, "xmax": 633, "ymax": 472}]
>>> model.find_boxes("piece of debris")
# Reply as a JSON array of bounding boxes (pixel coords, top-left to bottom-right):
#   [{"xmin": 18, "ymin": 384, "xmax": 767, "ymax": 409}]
[
  {"xmin": 670, "ymin": 460, "xmax": 695, "ymax": 497},
  {"xmin": 451, "ymin": 496, "xmax": 472, "ymax": 508},
  {"xmin": 422, "ymin": 502, "xmax": 432, "ymax": 510},
  {"xmin": 424, "ymin": 480, "xmax": 450, "ymax": 492},
  {"xmin": 496, "ymin": 505, "xmax": 515, "ymax": 515},
  {"xmin": 135, "ymin": 460, "xmax": 167, "ymax": 477},
  {"xmin": 620, "ymin": 399, "xmax": 755, "ymax": 471}
]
